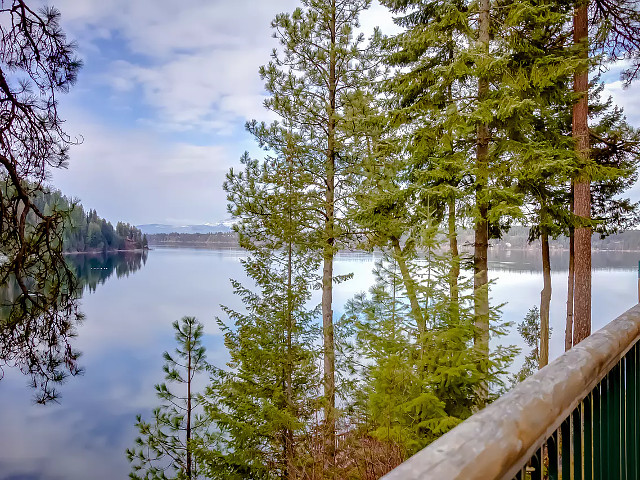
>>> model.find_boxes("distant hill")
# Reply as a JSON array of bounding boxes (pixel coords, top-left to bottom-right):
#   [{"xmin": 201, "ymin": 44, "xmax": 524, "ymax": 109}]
[
  {"xmin": 145, "ymin": 224, "xmax": 640, "ymax": 252},
  {"xmin": 137, "ymin": 223, "xmax": 232, "ymax": 235}
]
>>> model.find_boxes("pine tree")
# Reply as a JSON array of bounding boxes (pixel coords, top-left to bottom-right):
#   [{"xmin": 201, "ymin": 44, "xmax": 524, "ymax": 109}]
[
  {"xmin": 257, "ymin": 0, "xmax": 377, "ymax": 464},
  {"xmin": 379, "ymin": 0, "xmax": 578, "ymax": 404},
  {"xmin": 127, "ymin": 317, "xmax": 211, "ymax": 480},
  {"xmin": 571, "ymin": 0, "xmax": 640, "ymax": 346},
  {"xmin": 511, "ymin": 307, "xmax": 542, "ymax": 385},
  {"xmin": 196, "ymin": 143, "xmax": 321, "ymax": 479},
  {"xmin": 0, "ymin": 2, "xmax": 82, "ymax": 403},
  {"xmin": 504, "ymin": 0, "xmax": 579, "ymax": 367}
]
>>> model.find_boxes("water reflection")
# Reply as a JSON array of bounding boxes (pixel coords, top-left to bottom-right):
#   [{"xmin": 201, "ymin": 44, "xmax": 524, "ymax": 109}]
[
  {"xmin": 0, "ymin": 247, "xmax": 638, "ymax": 480},
  {"xmin": 488, "ymin": 248, "xmax": 639, "ymax": 272},
  {"xmin": 67, "ymin": 249, "xmax": 149, "ymax": 293},
  {"xmin": 0, "ymin": 250, "xmax": 148, "ymax": 403}
]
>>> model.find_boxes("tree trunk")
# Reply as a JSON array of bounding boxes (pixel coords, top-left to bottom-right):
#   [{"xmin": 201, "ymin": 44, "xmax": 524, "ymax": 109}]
[
  {"xmin": 474, "ymin": 0, "xmax": 491, "ymax": 409},
  {"xmin": 284, "ymin": 158, "xmax": 295, "ymax": 479},
  {"xmin": 448, "ymin": 198, "xmax": 460, "ymax": 322},
  {"xmin": 323, "ymin": 0, "xmax": 337, "ymax": 467},
  {"xmin": 565, "ymin": 188, "xmax": 575, "ymax": 352},
  {"xmin": 391, "ymin": 236, "xmax": 425, "ymax": 335},
  {"xmin": 186, "ymin": 323, "xmax": 192, "ymax": 480},
  {"xmin": 539, "ymin": 227, "xmax": 551, "ymax": 369},
  {"xmin": 572, "ymin": 2, "xmax": 591, "ymax": 346}
]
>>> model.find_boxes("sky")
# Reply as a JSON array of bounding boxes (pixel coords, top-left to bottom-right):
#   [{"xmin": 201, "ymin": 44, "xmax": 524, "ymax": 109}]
[{"xmin": 44, "ymin": 0, "xmax": 640, "ymax": 226}]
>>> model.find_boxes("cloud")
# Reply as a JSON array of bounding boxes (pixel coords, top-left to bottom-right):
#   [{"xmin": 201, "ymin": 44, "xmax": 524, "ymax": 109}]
[
  {"xmin": 602, "ymin": 79, "xmax": 640, "ymax": 127},
  {"xmin": 51, "ymin": 110, "xmax": 243, "ymax": 224},
  {"xmin": 106, "ymin": 50, "xmax": 272, "ymax": 132},
  {"xmin": 49, "ymin": 0, "xmax": 299, "ymax": 132}
]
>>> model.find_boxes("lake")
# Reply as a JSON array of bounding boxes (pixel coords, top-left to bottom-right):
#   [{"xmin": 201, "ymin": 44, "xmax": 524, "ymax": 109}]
[{"xmin": 0, "ymin": 246, "xmax": 637, "ymax": 480}]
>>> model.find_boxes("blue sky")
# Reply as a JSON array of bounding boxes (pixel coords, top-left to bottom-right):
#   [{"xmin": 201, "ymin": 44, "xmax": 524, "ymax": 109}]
[{"xmin": 46, "ymin": 0, "xmax": 640, "ymax": 226}]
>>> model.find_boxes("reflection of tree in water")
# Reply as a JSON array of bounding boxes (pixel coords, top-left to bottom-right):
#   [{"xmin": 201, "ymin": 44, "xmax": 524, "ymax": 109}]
[
  {"xmin": 67, "ymin": 250, "xmax": 148, "ymax": 293},
  {"xmin": 0, "ymin": 264, "xmax": 83, "ymax": 404},
  {"xmin": 0, "ymin": 250, "xmax": 148, "ymax": 403}
]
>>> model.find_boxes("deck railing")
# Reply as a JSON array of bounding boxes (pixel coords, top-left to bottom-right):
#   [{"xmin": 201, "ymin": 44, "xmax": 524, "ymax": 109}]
[{"xmin": 382, "ymin": 303, "xmax": 640, "ymax": 480}]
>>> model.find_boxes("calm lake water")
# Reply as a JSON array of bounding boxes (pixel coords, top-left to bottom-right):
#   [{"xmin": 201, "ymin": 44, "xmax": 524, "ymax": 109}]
[{"xmin": 0, "ymin": 247, "xmax": 638, "ymax": 480}]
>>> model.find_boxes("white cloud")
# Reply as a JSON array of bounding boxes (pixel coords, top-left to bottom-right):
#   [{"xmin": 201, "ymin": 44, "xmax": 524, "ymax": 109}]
[
  {"xmin": 42, "ymin": 1, "xmax": 411, "ymax": 223},
  {"xmin": 51, "ymin": 0, "xmax": 300, "ymax": 132},
  {"xmin": 602, "ymin": 79, "xmax": 640, "ymax": 127},
  {"xmin": 51, "ymin": 110, "xmax": 244, "ymax": 224},
  {"xmin": 50, "ymin": 0, "xmax": 396, "ymax": 133}
]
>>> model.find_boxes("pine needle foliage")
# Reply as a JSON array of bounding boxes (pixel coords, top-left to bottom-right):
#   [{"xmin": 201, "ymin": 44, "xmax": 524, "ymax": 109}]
[
  {"xmin": 258, "ymin": 2, "xmax": 379, "ymax": 460},
  {"xmin": 346, "ymin": 246, "xmax": 517, "ymax": 460},
  {"xmin": 127, "ymin": 316, "xmax": 211, "ymax": 480},
  {"xmin": 195, "ymin": 144, "xmax": 321, "ymax": 479},
  {"xmin": 511, "ymin": 307, "xmax": 542, "ymax": 385}
]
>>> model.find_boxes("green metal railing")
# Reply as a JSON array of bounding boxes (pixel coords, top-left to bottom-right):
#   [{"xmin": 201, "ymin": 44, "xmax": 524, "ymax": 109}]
[
  {"xmin": 382, "ymin": 304, "xmax": 640, "ymax": 480},
  {"xmin": 514, "ymin": 340, "xmax": 639, "ymax": 479}
]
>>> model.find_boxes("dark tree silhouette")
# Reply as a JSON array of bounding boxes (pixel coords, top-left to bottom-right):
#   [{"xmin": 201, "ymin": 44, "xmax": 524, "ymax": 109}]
[{"xmin": 0, "ymin": 1, "xmax": 82, "ymax": 403}]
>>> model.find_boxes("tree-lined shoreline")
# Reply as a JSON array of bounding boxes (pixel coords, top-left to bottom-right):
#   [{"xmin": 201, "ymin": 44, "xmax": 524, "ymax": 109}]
[{"xmin": 145, "ymin": 229, "xmax": 640, "ymax": 252}]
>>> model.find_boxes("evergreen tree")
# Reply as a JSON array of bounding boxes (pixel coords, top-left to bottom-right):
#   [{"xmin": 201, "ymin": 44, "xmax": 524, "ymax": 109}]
[
  {"xmin": 571, "ymin": 0, "xmax": 640, "ymax": 346},
  {"xmin": 379, "ymin": 0, "xmax": 584, "ymax": 391},
  {"xmin": 195, "ymin": 143, "xmax": 321, "ymax": 479},
  {"xmin": 347, "ymin": 249, "xmax": 516, "ymax": 473},
  {"xmin": 511, "ymin": 307, "xmax": 542, "ymax": 385},
  {"xmin": 0, "ymin": 1, "xmax": 82, "ymax": 403},
  {"xmin": 127, "ymin": 317, "xmax": 211, "ymax": 480},
  {"xmin": 256, "ymin": 0, "xmax": 377, "ymax": 463}
]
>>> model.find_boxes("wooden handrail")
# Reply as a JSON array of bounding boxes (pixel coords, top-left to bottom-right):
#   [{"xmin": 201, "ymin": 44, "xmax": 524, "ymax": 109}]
[{"xmin": 382, "ymin": 303, "xmax": 640, "ymax": 480}]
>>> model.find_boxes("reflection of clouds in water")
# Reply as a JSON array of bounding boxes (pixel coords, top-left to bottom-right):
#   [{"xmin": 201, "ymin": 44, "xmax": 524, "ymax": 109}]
[
  {"xmin": 491, "ymin": 268, "xmax": 636, "ymax": 374},
  {"xmin": 1, "ymin": 248, "xmax": 233, "ymax": 480},
  {"xmin": 1, "ymin": 395, "xmax": 128, "ymax": 480},
  {"xmin": 1, "ymin": 247, "xmax": 637, "ymax": 479}
]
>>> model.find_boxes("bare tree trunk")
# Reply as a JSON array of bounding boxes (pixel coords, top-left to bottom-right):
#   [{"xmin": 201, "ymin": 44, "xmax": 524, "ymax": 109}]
[
  {"xmin": 186, "ymin": 323, "xmax": 192, "ymax": 480},
  {"xmin": 474, "ymin": 0, "xmax": 491, "ymax": 409},
  {"xmin": 539, "ymin": 227, "xmax": 551, "ymax": 368},
  {"xmin": 448, "ymin": 198, "xmax": 460, "ymax": 321},
  {"xmin": 565, "ymin": 186, "xmax": 575, "ymax": 352},
  {"xmin": 572, "ymin": 1, "xmax": 591, "ymax": 346},
  {"xmin": 323, "ymin": 0, "xmax": 337, "ymax": 468},
  {"xmin": 285, "ymin": 157, "xmax": 295, "ymax": 479},
  {"xmin": 390, "ymin": 236, "xmax": 425, "ymax": 335}
]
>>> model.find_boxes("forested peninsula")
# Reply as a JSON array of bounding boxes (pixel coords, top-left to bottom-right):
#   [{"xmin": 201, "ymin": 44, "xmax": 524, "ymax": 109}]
[{"xmin": 33, "ymin": 189, "xmax": 147, "ymax": 253}]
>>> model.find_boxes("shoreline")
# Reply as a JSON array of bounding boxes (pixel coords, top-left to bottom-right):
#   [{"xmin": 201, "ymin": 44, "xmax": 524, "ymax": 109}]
[{"xmin": 63, "ymin": 248, "xmax": 149, "ymax": 256}]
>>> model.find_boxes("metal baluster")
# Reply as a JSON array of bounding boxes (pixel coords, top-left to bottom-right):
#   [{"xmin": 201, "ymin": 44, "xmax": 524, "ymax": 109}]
[
  {"xmin": 531, "ymin": 446, "xmax": 542, "ymax": 480},
  {"xmin": 562, "ymin": 416, "xmax": 571, "ymax": 480},
  {"xmin": 548, "ymin": 430, "xmax": 559, "ymax": 480},
  {"xmin": 612, "ymin": 363, "xmax": 622, "ymax": 480},
  {"xmin": 593, "ymin": 382, "xmax": 602, "ymax": 480},
  {"xmin": 573, "ymin": 405, "xmax": 582, "ymax": 479},
  {"xmin": 604, "ymin": 372, "xmax": 611, "ymax": 478},
  {"xmin": 631, "ymin": 343, "xmax": 639, "ymax": 480},
  {"xmin": 584, "ymin": 393, "xmax": 592, "ymax": 479}
]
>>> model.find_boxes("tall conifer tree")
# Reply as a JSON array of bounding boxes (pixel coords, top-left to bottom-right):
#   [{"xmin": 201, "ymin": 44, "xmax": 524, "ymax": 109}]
[
  {"xmin": 197, "ymin": 141, "xmax": 321, "ymax": 479},
  {"xmin": 571, "ymin": 0, "xmax": 640, "ymax": 345},
  {"xmin": 379, "ymin": 0, "xmax": 573, "ymax": 403},
  {"xmin": 258, "ymin": 0, "xmax": 375, "ymax": 463}
]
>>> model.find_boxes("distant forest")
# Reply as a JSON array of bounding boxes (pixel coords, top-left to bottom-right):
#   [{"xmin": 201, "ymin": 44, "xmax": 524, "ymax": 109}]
[
  {"xmin": 146, "ymin": 228, "xmax": 640, "ymax": 251},
  {"xmin": 146, "ymin": 232, "xmax": 238, "ymax": 248},
  {"xmin": 33, "ymin": 189, "xmax": 147, "ymax": 253},
  {"xmin": 480, "ymin": 226, "xmax": 640, "ymax": 251}
]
